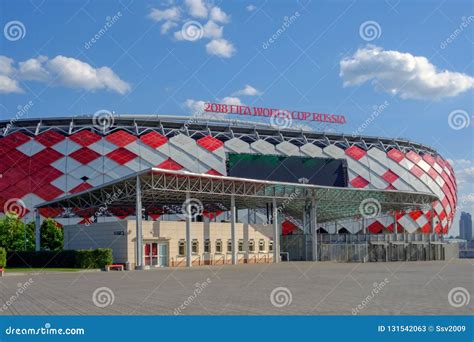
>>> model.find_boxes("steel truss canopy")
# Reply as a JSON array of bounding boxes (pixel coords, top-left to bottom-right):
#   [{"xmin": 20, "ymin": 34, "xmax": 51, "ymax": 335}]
[{"xmin": 36, "ymin": 168, "xmax": 438, "ymax": 223}]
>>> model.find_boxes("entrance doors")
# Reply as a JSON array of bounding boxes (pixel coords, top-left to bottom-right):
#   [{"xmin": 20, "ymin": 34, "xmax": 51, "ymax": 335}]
[{"xmin": 144, "ymin": 242, "xmax": 168, "ymax": 267}]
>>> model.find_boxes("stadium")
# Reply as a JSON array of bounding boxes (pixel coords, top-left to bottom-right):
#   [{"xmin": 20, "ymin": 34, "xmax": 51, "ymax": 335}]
[{"xmin": 0, "ymin": 113, "xmax": 457, "ymax": 268}]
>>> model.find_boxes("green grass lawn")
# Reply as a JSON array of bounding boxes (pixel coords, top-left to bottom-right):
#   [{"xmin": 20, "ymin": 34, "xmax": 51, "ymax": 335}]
[{"xmin": 4, "ymin": 268, "xmax": 85, "ymax": 273}]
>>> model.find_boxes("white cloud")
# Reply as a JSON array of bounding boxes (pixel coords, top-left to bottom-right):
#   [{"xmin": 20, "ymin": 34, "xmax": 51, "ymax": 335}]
[
  {"xmin": 148, "ymin": 7, "xmax": 181, "ymax": 22},
  {"xmin": 0, "ymin": 55, "xmax": 131, "ymax": 95},
  {"xmin": 18, "ymin": 55, "xmax": 49, "ymax": 81},
  {"xmin": 232, "ymin": 84, "xmax": 261, "ymax": 96},
  {"xmin": 47, "ymin": 56, "xmax": 131, "ymax": 94},
  {"xmin": 221, "ymin": 96, "xmax": 242, "ymax": 105},
  {"xmin": 210, "ymin": 6, "xmax": 229, "ymax": 23},
  {"xmin": 185, "ymin": 98, "xmax": 206, "ymax": 114},
  {"xmin": 339, "ymin": 45, "xmax": 474, "ymax": 100},
  {"xmin": 161, "ymin": 20, "xmax": 178, "ymax": 34},
  {"xmin": 246, "ymin": 5, "xmax": 257, "ymax": 12},
  {"xmin": 0, "ymin": 56, "xmax": 22, "ymax": 93},
  {"xmin": 185, "ymin": 0, "xmax": 208, "ymax": 18},
  {"xmin": 203, "ymin": 20, "xmax": 223, "ymax": 39},
  {"xmin": 206, "ymin": 39, "xmax": 235, "ymax": 58},
  {"xmin": 0, "ymin": 56, "xmax": 16, "ymax": 76},
  {"xmin": 0, "ymin": 75, "xmax": 22, "ymax": 94}
]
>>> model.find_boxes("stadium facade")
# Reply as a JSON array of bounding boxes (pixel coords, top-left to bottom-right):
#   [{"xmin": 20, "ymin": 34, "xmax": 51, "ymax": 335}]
[
  {"xmin": 0, "ymin": 115, "xmax": 458, "ymax": 266},
  {"xmin": 0, "ymin": 113, "xmax": 457, "ymax": 268}
]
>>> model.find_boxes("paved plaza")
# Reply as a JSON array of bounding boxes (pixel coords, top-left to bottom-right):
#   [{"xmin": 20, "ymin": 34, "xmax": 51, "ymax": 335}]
[{"xmin": 0, "ymin": 260, "xmax": 472, "ymax": 315}]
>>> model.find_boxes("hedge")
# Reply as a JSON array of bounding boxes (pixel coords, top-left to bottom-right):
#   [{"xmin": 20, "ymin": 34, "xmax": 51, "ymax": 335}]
[
  {"xmin": 0, "ymin": 247, "xmax": 6, "ymax": 268},
  {"xmin": 6, "ymin": 248, "xmax": 113, "ymax": 269}
]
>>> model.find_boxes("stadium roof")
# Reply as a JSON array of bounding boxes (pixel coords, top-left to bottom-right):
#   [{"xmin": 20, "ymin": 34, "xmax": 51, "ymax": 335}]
[
  {"xmin": 0, "ymin": 114, "xmax": 437, "ymax": 154},
  {"xmin": 36, "ymin": 168, "xmax": 438, "ymax": 223}
]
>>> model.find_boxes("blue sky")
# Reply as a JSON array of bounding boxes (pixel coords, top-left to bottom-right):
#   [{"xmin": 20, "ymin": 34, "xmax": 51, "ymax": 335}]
[{"xmin": 0, "ymin": 0, "xmax": 473, "ymax": 234}]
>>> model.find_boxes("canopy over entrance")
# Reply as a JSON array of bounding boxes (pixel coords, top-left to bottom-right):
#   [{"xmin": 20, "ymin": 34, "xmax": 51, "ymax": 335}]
[{"xmin": 36, "ymin": 168, "xmax": 437, "ymax": 223}]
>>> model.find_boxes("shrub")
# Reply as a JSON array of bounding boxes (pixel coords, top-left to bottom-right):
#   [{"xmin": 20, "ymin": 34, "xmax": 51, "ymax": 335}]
[
  {"xmin": 6, "ymin": 248, "xmax": 113, "ymax": 269},
  {"xmin": 0, "ymin": 247, "xmax": 6, "ymax": 268}
]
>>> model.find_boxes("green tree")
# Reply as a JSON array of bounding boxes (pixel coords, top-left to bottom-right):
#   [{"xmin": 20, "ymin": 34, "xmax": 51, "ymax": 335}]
[
  {"xmin": 0, "ymin": 213, "xmax": 26, "ymax": 251},
  {"xmin": 40, "ymin": 218, "xmax": 63, "ymax": 251}
]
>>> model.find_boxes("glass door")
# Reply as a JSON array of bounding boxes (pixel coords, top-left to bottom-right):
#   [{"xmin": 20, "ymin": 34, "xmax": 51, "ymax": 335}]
[
  {"xmin": 158, "ymin": 243, "xmax": 168, "ymax": 267},
  {"xmin": 144, "ymin": 242, "xmax": 159, "ymax": 266}
]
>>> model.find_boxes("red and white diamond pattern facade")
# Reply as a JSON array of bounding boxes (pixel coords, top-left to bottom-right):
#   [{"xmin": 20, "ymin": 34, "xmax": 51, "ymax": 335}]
[{"xmin": 0, "ymin": 126, "xmax": 456, "ymax": 234}]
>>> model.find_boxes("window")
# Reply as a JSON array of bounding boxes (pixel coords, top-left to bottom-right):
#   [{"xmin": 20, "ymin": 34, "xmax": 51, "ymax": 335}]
[
  {"xmin": 192, "ymin": 239, "xmax": 199, "ymax": 254},
  {"xmin": 248, "ymin": 239, "xmax": 255, "ymax": 253},
  {"xmin": 204, "ymin": 239, "xmax": 211, "ymax": 253},
  {"xmin": 227, "ymin": 240, "xmax": 232, "ymax": 252},
  {"xmin": 215, "ymin": 239, "xmax": 222, "ymax": 253},
  {"xmin": 178, "ymin": 239, "xmax": 186, "ymax": 256},
  {"xmin": 269, "ymin": 241, "xmax": 273, "ymax": 252},
  {"xmin": 259, "ymin": 239, "xmax": 265, "ymax": 252},
  {"xmin": 238, "ymin": 239, "xmax": 244, "ymax": 252}
]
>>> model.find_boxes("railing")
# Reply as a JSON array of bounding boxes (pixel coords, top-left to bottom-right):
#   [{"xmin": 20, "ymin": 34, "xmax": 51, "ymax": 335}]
[{"xmin": 317, "ymin": 233, "xmax": 443, "ymax": 244}]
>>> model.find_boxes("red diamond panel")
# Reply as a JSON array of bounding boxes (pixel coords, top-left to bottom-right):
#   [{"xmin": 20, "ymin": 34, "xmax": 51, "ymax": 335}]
[
  {"xmin": 106, "ymin": 148, "xmax": 137, "ymax": 165},
  {"xmin": 421, "ymin": 222, "xmax": 431, "ymax": 233},
  {"xmin": 409, "ymin": 209, "xmax": 423, "ymax": 221},
  {"xmin": 34, "ymin": 184, "xmax": 63, "ymax": 201},
  {"xmin": 3, "ymin": 167, "xmax": 27, "ymax": 185},
  {"xmin": 282, "ymin": 220, "xmax": 297, "ymax": 235},
  {"xmin": 206, "ymin": 169, "xmax": 223, "ymax": 176},
  {"xmin": 69, "ymin": 130, "xmax": 101, "ymax": 147},
  {"xmin": 368, "ymin": 220, "xmax": 384, "ymax": 234},
  {"xmin": 2, "ymin": 184, "xmax": 28, "ymax": 200},
  {"xmin": 427, "ymin": 167, "xmax": 438, "ymax": 180},
  {"xmin": 345, "ymin": 145, "xmax": 366, "ymax": 161},
  {"xmin": 157, "ymin": 158, "xmax": 183, "ymax": 171},
  {"xmin": 35, "ymin": 131, "xmax": 65, "ymax": 147},
  {"xmin": 70, "ymin": 182, "xmax": 93, "ymax": 194},
  {"xmin": 1, "ymin": 132, "xmax": 30, "ymax": 150},
  {"xmin": 385, "ymin": 184, "xmax": 396, "ymax": 190},
  {"xmin": 39, "ymin": 207, "xmax": 62, "ymax": 218},
  {"xmin": 3, "ymin": 149, "xmax": 29, "ymax": 165},
  {"xmin": 70, "ymin": 147, "xmax": 101, "ymax": 164},
  {"xmin": 30, "ymin": 166, "xmax": 63, "ymax": 186},
  {"xmin": 197, "ymin": 135, "xmax": 224, "ymax": 152},
  {"xmin": 350, "ymin": 175, "xmax": 369, "ymax": 188},
  {"xmin": 31, "ymin": 148, "xmax": 63, "ymax": 166},
  {"xmin": 387, "ymin": 148, "xmax": 404, "ymax": 162},
  {"xmin": 406, "ymin": 151, "xmax": 422, "ymax": 164},
  {"xmin": 382, "ymin": 169, "xmax": 398, "ymax": 183},
  {"xmin": 140, "ymin": 131, "xmax": 167, "ymax": 149},
  {"xmin": 410, "ymin": 165, "xmax": 424, "ymax": 178},
  {"xmin": 106, "ymin": 130, "xmax": 137, "ymax": 147},
  {"xmin": 423, "ymin": 154, "xmax": 436, "ymax": 166}
]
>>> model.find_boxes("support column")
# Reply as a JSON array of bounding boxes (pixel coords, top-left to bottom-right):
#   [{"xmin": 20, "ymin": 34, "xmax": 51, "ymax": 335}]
[
  {"xmin": 135, "ymin": 175, "xmax": 144, "ymax": 269},
  {"xmin": 185, "ymin": 192, "xmax": 192, "ymax": 267},
  {"xmin": 35, "ymin": 209, "xmax": 41, "ymax": 251},
  {"xmin": 230, "ymin": 194, "xmax": 237, "ymax": 265},
  {"xmin": 272, "ymin": 198, "xmax": 279, "ymax": 263},
  {"xmin": 311, "ymin": 197, "xmax": 318, "ymax": 261},
  {"xmin": 393, "ymin": 211, "xmax": 398, "ymax": 235}
]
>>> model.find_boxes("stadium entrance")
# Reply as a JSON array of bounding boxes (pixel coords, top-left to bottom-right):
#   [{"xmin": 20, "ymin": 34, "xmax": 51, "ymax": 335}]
[{"xmin": 35, "ymin": 168, "xmax": 438, "ymax": 268}]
